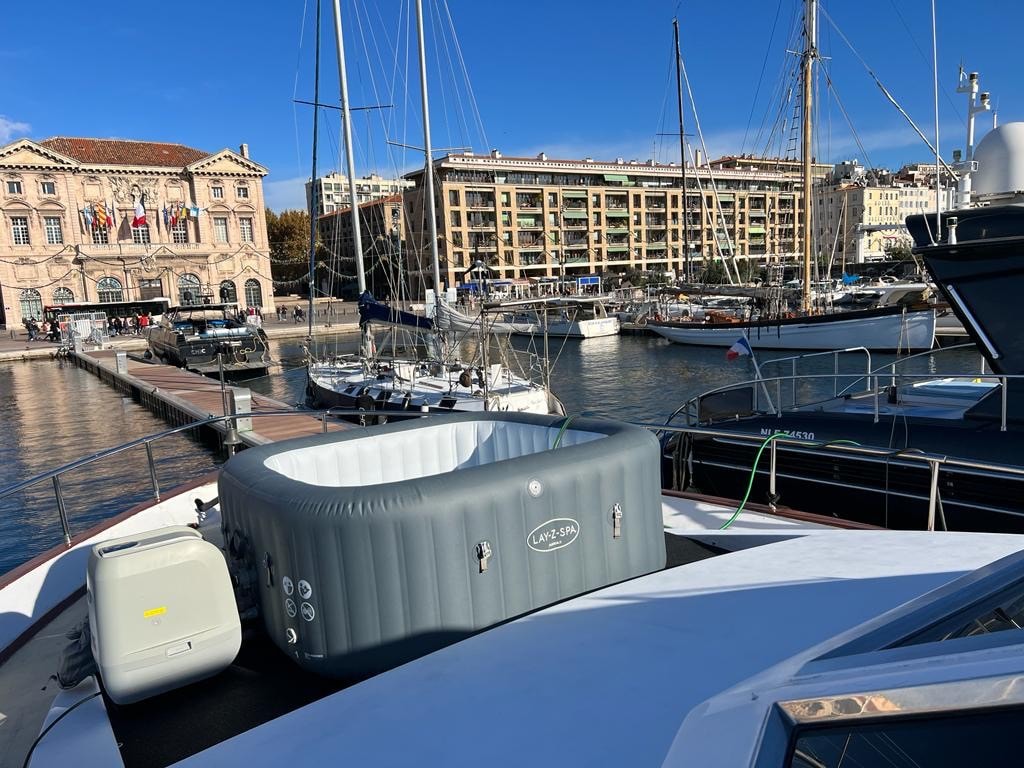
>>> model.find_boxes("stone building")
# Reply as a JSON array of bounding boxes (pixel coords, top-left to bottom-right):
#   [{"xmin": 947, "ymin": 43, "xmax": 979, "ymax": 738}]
[{"xmin": 0, "ymin": 136, "xmax": 273, "ymax": 329}]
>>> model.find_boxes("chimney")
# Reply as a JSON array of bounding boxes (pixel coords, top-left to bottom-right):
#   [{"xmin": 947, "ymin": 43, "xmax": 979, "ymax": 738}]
[
  {"xmin": 490, "ymin": 148, "xmax": 502, "ymax": 159},
  {"xmin": 239, "ymin": 143, "xmax": 249, "ymax": 159},
  {"xmin": 538, "ymin": 152, "xmax": 547, "ymax": 161},
  {"xmin": 616, "ymin": 158, "xmax": 624, "ymax": 165},
  {"xmin": 694, "ymin": 149, "xmax": 703, "ymax": 167},
  {"xmin": 584, "ymin": 157, "xmax": 593, "ymax": 163}
]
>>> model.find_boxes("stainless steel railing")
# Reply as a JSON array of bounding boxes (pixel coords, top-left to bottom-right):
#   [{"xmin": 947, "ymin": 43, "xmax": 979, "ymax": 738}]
[
  {"xmin": 0, "ymin": 408, "xmax": 411, "ymax": 547},
  {"xmin": 647, "ymin": 422, "xmax": 1024, "ymax": 531}
]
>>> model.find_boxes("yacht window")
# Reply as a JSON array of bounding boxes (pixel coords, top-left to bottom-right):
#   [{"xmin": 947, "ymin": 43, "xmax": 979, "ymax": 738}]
[
  {"xmin": 896, "ymin": 576, "xmax": 1024, "ymax": 646},
  {"xmin": 788, "ymin": 705, "xmax": 1024, "ymax": 767}
]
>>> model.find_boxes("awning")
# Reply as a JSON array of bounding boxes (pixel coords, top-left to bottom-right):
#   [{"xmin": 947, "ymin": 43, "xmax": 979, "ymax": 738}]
[
  {"xmin": 715, "ymin": 193, "xmax": 735, "ymax": 201},
  {"xmin": 562, "ymin": 210, "xmax": 588, "ymax": 219},
  {"xmin": 562, "ymin": 190, "xmax": 588, "ymax": 198},
  {"xmin": 646, "ymin": 243, "xmax": 667, "ymax": 250},
  {"xmin": 604, "ymin": 174, "xmax": 629, "ymax": 183},
  {"xmin": 605, "ymin": 209, "xmax": 629, "ymax": 217},
  {"xmin": 607, "ymin": 245, "xmax": 629, "ymax": 252},
  {"xmin": 517, "ymin": 218, "xmax": 539, "ymax": 226},
  {"xmin": 748, "ymin": 226, "xmax": 766, "ymax": 234}
]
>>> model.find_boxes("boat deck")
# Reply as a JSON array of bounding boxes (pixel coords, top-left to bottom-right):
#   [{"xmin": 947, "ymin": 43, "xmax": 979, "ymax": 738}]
[{"xmin": 72, "ymin": 350, "xmax": 347, "ymax": 446}]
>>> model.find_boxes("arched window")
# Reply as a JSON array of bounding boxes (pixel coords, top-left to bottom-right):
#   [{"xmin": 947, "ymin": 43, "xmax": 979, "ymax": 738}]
[
  {"xmin": 244, "ymin": 278, "xmax": 263, "ymax": 308},
  {"xmin": 178, "ymin": 273, "xmax": 202, "ymax": 305},
  {"xmin": 218, "ymin": 280, "xmax": 237, "ymax": 303},
  {"xmin": 19, "ymin": 288, "xmax": 42, "ymax": 321},
  {"xmin": 97, "ymin": 277, "xmax": 123, "ymax": 303},
  {"xmin": 52, "ymin": 287, "xmax": 74, "ymax": 305}
]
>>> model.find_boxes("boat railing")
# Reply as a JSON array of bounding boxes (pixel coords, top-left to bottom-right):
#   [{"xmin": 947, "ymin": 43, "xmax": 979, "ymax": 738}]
[
  {"xmin": 833, "ymin": 342, "xmax": 984, "ymax": 396},
  {"xmin": 666, "ymin": 370, "xmax": 1019, "ymax": 432},
  {"xmin": 648, "ymin": 422, "xmax": 1024, "ymax": 532},
  {"xmin": 0, "ymin": 408, "xmax": 418, "ymax": 549}
]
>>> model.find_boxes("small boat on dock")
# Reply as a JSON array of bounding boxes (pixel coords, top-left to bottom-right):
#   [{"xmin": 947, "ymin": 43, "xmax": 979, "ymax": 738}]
[{"xmin": 146, "ymin": 303, "xmax": 271, "ymax": 378}]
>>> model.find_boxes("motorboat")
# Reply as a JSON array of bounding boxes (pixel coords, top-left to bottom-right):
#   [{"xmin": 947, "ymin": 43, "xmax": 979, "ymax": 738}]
[
  {"xmin": 146, "ymin": 303, "xmax": 270, "ymax": 378},
  {"xmin": 438, "ymin": 297, "xmax": 621, "ymax": 339},
  {"xmin": 3, "ymin": 408, "xmax": 1024, "ymax": 767},
  {"xmin": 665, "ymin": 110, "xmax": 1024, "ymax": 532}
]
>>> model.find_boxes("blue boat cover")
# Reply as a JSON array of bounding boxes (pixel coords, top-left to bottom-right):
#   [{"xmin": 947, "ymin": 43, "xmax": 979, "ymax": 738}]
[{"xmin": 358, "ymin": 291, "xmax": 433, "ymax": 330}]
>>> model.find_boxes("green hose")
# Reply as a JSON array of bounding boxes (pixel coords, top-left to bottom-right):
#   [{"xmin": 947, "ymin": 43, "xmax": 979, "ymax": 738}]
[
  {"xmin": 551, "ymin": 415, "xmax": 575, "ymax": 449},
  {"xmin": 719, "ymin": 434, "xmax": 862, "ymax": 530}
]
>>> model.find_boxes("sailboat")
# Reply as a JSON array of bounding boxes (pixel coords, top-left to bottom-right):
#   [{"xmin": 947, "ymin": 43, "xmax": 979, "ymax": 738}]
[
  {"xmin": 303, "ymin": 2, "xmax": 559, "ymax": 416},
  {"xmin": 646, "ymin": 4, "xmax": 937, "ymax": 352}
]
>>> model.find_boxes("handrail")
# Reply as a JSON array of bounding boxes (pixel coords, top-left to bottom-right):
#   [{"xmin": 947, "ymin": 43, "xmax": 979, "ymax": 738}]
[
  {"xmin": 0, "ymin": 407, "xmax": 423, "ymax": 546},
  {"xmin": 646, "ymin": 421, "xmax": 1024, "ymax": 530}
]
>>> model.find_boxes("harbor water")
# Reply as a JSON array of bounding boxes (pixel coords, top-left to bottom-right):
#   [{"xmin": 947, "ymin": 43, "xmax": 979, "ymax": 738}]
[{"xmin": 0, "ymin": 333, "xmax": 979, "ymax": 574}]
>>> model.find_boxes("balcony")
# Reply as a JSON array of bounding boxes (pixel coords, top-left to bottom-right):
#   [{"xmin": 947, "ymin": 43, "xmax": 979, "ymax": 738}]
[
  {"xmin": 467, "ymin": 194, "xmax": 495, "ymax": 208},
  {"xmin": 520, "ymin": 252, "xmax": 546, "ymax": 266},
  {"xmin": 644, "ymin": 216, "xmax": 666, "ymax": 227},
  {"xmin": 516, "ymin": 195, "xmax": 541, "ymax": 209},
  {"xmin": 516, "ymin": 216, "xmax": 542, "ymax": 229},
  {"xmin": 517, "ymin": 234, "xmax": 545, "ymax": 247},
  {"xmin": 468, "ymin": 216, "xmax": 497, "ymax": 229},
  {"xmin": 563, "ymin": 201, "xmax": 587, "ymax": 210}
]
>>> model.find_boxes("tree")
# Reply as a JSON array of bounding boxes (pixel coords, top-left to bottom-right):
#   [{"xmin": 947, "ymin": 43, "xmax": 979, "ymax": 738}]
[
  {"xmin": 884, "ymin": 239, "xmax": 913, "ymax": 261},
  {"xmin": 266, "ymin": 208, "xmax": 311, "ymax": 293}
]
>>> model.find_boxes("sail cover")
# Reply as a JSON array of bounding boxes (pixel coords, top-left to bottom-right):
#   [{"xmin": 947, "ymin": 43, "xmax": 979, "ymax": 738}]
[{"xmin": 358, "ymin": 291, "xmax": 433, "ymax": 331}]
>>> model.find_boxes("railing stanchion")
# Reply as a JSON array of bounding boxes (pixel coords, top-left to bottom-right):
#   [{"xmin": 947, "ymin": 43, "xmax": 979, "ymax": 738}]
[
  {"xmin": 792, "ymin": 359, "xmax": 797, "ymax": 407},
  {"xmin": 873, "ymin": 375, "xmax": 880, "ymax": 423},
  {"xmin": 145, "ymin": 442, "xmax": 160, "ymax": 501},
  {"xmin": 768, "ymin": 438, "xmax": 778, "ymax": 511},
  {"xmin": 776, "ymin": 379, "xmax": 782, "ymax": 418},
  {"xmin": 1002, "ymin": 377, "xmax": 1008, "ymax": 432},
  {"xmin": 53, "ymin": 475, "xmax": 72, "ymax": 546},
  {"xmin": 926, "ymin": 459, "xmax": 941, "ymax": 532},
  {"xmin": 833, "ymin": 352, "xmax": 839, "ymax": 397}
]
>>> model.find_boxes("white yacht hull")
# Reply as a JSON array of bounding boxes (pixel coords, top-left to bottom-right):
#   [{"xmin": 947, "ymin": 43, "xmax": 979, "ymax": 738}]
[
  {"xmin": 511, "ymin": 316, "xmax": 621, "ymax": 339},
  {"xmin": 648, "ymin": 308, "xmax": 936, "ymax": 351}
]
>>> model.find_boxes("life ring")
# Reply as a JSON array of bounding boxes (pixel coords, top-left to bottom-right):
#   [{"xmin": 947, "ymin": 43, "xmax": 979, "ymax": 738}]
[{"xmin": 458, "ymin": 370, "xmax": 473, "ymax": 388}]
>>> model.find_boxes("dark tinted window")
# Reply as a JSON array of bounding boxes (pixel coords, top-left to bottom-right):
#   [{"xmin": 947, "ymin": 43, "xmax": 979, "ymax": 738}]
[{"xmin": 789, "ymin": 706, "xmax": 1024, "ymax": 767}]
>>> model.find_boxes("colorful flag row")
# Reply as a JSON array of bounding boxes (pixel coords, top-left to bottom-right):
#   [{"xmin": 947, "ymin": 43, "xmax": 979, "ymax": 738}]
[
  {"xmin": 80, "ymin": 201, "xmax": 117, "ymax": 231},
  {"xmin": 162, "ymin": 202, "xmax": 203, "ymax": 229}
]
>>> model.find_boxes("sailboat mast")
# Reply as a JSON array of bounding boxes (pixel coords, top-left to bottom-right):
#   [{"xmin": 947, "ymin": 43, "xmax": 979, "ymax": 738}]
[
  {"xmin": 801, "ymin": 0, "xmax": 816, "ymax": 313},
  {"xmin": 332, "ymin": 0, "xmax": 366, "ymax": 294},
  {"xmin": 674, "ymin": 19, "xmax": 691, "ymax": 282},
  {"xmin": 307, "ymin": 0, "xmax": 322, "ymax": 340},
  {"xmin": 415, "ymin": 0, "xmax": 443, "ymax": 297}
]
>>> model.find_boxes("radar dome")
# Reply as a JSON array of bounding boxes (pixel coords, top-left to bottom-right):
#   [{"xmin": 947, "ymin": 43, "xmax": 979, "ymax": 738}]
[{"xmin": 973, "ymin": 122, "xmax": 1024, "ymax": 198}]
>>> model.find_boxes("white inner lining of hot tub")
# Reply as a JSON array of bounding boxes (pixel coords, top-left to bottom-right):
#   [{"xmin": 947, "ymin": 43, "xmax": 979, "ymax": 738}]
[{"xmin": 262, "ymin": 420, "xmax": 606, "ymax": 487}]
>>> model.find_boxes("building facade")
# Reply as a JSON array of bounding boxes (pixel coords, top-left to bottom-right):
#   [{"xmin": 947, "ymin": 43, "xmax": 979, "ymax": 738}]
[
  {"xmin": 0, "ymin": 137, "xmax": 274, "ymax": 329},
  {"xmin": 401, "ymin": 151, "xmax": 828, "ymax": 292},
  {"xmin": 814, "ymin": 160, "xmax": 950, "ymax": 263},
  {"xmin": 317, "ymin": 195, "xmax": 409, "ymax": 299},
  {"xmin": 306, "ymin": 172, "xmax": 414, "ymax": 216}
]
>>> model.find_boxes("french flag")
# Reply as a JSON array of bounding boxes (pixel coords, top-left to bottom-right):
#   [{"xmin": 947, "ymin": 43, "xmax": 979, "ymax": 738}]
[
  {"xmin": 132, "ymin": 195, "xmax": 147, "ymax": 227},
  {"xmin": 726, "ymin": 336, "xmax": 753, "ymax": 360}
]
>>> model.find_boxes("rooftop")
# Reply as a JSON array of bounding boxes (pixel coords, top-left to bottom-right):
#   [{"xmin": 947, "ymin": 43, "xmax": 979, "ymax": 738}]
[{"xmin": 38, "ymin": 137, "xmax": 211, "ymax": 168}]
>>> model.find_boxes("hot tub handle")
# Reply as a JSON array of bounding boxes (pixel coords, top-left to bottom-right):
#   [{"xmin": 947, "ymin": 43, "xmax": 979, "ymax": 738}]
[
  {"xmin": 476, "ymin": 541, "xmax": 493, "ymax": 573},
  {"xmin": 612, "ymin": 504, "xmax": 623, "ymax": 539}
]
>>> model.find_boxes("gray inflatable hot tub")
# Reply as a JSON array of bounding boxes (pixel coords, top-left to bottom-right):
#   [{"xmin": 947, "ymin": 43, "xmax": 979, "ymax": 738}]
[{"xmin": 218, "ymin": 412, "xmax": 665, "ymax": 678}]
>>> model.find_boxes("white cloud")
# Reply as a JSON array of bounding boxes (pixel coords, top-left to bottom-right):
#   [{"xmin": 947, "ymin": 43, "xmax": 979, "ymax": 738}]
[
  {"xmin": 263, "ymin": 175, "xmax": 308, "ymax": 212},
  {"xmin": 0, "ymin": 116, "xmax": 30, "ymax": 143}
]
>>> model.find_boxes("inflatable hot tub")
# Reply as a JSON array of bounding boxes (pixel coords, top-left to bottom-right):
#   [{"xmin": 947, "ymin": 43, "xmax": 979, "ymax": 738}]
[{"xmin": 218, "ymin": 412, "xmax": 665, "ymax": 678}]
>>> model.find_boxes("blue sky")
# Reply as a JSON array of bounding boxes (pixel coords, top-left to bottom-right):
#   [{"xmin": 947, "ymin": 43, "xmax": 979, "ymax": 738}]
[{"xmin": 2, "ymin": 1, "xmax": 1019, "ymax": 211}]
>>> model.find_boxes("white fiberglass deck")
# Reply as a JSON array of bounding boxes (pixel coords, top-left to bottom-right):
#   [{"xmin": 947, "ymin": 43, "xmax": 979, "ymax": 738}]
[{"xmin": 180, "ymin": 531, "xmax": 1023, "ymax": 768}]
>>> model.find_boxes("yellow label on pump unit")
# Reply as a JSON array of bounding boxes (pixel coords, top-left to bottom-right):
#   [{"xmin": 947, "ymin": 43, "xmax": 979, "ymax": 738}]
[{"xmin": 143, "ymin": 606, "xmax": 167, "ymax": 619}]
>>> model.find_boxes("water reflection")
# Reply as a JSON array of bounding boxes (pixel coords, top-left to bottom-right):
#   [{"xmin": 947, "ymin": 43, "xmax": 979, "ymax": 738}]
[{"xmin": 0, "ymin": 359, "xmax": 219, "ymax": 574}]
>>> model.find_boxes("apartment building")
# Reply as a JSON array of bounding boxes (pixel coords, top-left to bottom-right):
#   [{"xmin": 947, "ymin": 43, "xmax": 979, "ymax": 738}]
[
  {"xmin": 306, "ymin": 172, "xmax": 414, "ymax": 216},
  {"xmin": 0, "ymin": 136, "xmax": 273, "ymax": 328},
  {"xmin": 402, "ymin": 150, "xmax": 822, "ymax": 291},
  {"xmin": 318, "ymin": 195, "xmax": 409, "ymax": 298},
  {"xmin": 814, "ymin": 160, "xmax": 950, "ymax": 263}
]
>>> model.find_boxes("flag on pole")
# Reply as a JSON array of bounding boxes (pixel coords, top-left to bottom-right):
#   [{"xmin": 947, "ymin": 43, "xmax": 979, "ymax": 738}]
[
  {"xmin": 82, "ymin": 207, "xmax": 94, "ymax": 232},
  {"xmin": 107, "ymin": 202, "xmax": 116, "ymax": 228},
  {"xmin": 726, "ymin": 336, "xmax": 753, "ymax": 361},
  {"xmin": 94, "ymin": 201, "xmax": 106, "ymax": 228},
  {"xmin": 132, "ymin": 195, "xmax": 147, "ymax": 227},
  {"xmin": 163, "ymin": 205, "xmax": 170, "ymax": 229}
]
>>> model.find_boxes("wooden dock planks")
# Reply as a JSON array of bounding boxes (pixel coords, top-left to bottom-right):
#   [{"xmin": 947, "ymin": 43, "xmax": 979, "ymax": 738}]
[{"xmin": 75, "ymin": 350, "xmax": 347, "ymax": 446}]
